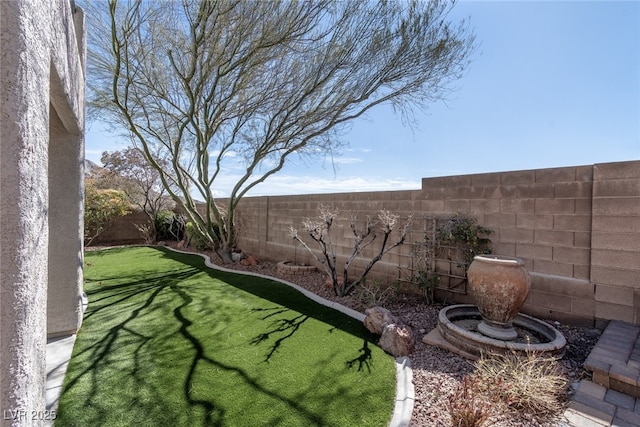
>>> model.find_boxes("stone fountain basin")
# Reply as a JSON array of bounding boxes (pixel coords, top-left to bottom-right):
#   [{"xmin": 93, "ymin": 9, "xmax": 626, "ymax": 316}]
[{"xmin": 438, "ymin": 304, "xmax": 567, "ymax": 359}]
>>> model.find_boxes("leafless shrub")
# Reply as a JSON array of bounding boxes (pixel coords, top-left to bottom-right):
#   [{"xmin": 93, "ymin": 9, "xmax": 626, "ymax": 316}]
[
  {"xmin": 354, "ymin": 280, "xmax": 397, "ymax": 308},
  {"xmin": 290, "ymin": 204, "xmax": 412, "ymax": 296},
  {"xmin": 134, "ymin": 222, "xmax": 154, "ymax": 244}
]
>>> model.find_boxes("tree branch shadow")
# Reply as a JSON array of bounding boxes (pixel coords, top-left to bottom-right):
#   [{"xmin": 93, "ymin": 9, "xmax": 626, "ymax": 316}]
[
  {"xmin": 345, "ymin": 339, "xmax": 373, "ymax": 373},
  {"xmin": 250, "ymin": 307, "xmax": 309, "ymax": 362},
  {"xmin": 61, "ymin": 247, "xmax": 391, "ymax": 426},
  {"xmin": 170, "ymin": 286, "xmax": 324, "ymax": 426},
  {"xmin": 59, "ymin": 267, "xmax": 200, "ymax": 424}
]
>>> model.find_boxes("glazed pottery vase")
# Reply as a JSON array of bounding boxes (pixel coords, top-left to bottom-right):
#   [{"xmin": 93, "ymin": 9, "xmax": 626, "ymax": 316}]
[{"xmin": 467, "ymin": 255, "xmax": 531, "ymax": 341}]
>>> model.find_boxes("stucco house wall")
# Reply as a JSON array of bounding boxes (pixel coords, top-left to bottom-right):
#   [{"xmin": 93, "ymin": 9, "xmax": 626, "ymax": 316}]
[{"xmin": 0, "ymin": 0, "xmax": 85, "ymax": 424}]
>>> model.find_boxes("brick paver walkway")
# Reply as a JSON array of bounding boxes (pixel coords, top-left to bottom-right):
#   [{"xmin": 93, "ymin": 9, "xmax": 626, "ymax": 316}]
[{"xmin": 563, "ymin": 321, "xmax": 640, "ymax": 427}]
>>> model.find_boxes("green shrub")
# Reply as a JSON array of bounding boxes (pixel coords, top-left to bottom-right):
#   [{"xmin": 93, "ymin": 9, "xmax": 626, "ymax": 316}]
[
  {"xmin": 435, "ymin": 214, "xmax": 493, "ymax": 264},
  {"xmin": 155, "ymin": 210, "xmax": 186, "ymax": 241},
  {"xmin": 185, "ymin": 221, "xmax": 213, "ymax": 250},
  {"xmin": 84, "ymin": 178, "xmax": 131, "ymax": 246},
  {"xmin": 415, "ymin": 214, "xmax": 493, "ymax": 303}
]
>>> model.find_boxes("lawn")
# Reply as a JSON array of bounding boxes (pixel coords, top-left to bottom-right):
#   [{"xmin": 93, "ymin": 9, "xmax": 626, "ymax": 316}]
[{"xmin": 55, "ymin": 247, "xmax": 396, "ymax": 426}]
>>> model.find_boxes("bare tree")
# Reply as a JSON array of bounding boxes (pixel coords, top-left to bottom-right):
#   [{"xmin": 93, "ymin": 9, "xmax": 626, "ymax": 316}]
[
  {"xmin": 289, "ymin": 205, "xmax": 412, "ymax": 296},
  {"xmin": 101, "ymin": 147, "xmax": 173, "ymax": 241},
  {"xmin": 86, "ymin": 0, "xmax": 475, "ymax": 262}
]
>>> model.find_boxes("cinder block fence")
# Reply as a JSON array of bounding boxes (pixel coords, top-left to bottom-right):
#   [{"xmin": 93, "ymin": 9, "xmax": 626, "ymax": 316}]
[
  {"xmin": 100, "ymin": 160, "xmax": 640, "ymax": 327},
  {"xmin": 236, "ymin": 160, "xmax": 639, "ymax": 327}
]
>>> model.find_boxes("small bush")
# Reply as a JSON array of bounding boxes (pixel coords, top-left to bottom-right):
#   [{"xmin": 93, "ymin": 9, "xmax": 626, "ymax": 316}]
[
  {"xmin": 415, "ymin": 271, "xmax": 440, "ymax": 305},
  {"xmin": 414, "ymin": 214, "xmax": 493, "ymax": 303},
  {"xmin": 354, "ymin": 279, "xmax": 397, "ymax": 307},
  {"xmin": 290, "ymin": 204, "xmax": 412, "ymax": 296},
  {"xmin": 474, "ymin": 350, "xmax": 568, "ymax": 419},
  {"xmin": 447, "ymin": 374, "xmax": 494, "ymax": 427},
  {"xmin": 135, "ymin": 222, "xmax": 154, "ymax": 244},
  {"xmin": 84, "ymin": 179, "xmax": 131, "ymax": 246},
  {"xmin": 155, "ymin": 210, "xmax": 186, "ymax": 241},
  {"xmin": 185, "ymin": 221, "xmax": 213, "ymax": 251},
  {"xmin": 436, "ymin": 214, "xmax": 493, "ymax": 264},
  {"xmin": 448, "ymin": 350, "xmax": 568, "ymax": 426}
]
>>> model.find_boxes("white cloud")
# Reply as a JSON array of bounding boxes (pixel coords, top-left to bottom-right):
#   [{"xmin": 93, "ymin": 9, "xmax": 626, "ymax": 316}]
[
  {"xmin": 331, "ymin": 157, "xmax": 363, "ymax": 165},
  {"xmin": 189, "ymin": 172, "xmax": 420, "ymax": 200},
  {"xmin": 243, "ymin": 174, "xmax": 420, "ymax": 197}
]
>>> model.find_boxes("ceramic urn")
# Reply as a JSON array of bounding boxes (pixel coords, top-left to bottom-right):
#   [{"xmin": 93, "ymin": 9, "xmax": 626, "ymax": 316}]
[{"xmin": 467, "ymin": 255, "xmax": 531, "ymax": 341}]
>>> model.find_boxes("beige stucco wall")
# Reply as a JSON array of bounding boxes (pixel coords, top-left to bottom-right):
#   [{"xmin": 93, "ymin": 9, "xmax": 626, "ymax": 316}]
[{"xmin": 0, "ymin": 0, "xmax": 85, "ymax": 423}]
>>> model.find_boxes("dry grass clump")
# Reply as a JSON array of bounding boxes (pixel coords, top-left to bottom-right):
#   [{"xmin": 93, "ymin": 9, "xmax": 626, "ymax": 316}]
[
  {"xmin": 475, "ymin": 350, "xmax": 568, "ymax": 417},
  {"xmin": 447, "ymin": 374, "xmax": 496, "ymax": 427},
  {"xmin": 447, "ymin": 350, "xmax": 568, "ymax": 426},
  {"xmin": 354, "ymin": 280, "xmax": 397, "ymax": 307}
]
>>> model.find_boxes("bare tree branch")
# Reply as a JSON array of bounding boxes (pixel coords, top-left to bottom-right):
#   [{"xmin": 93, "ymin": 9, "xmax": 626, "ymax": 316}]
[
  {"xmin": 292, "ymin": 205, "xmax": 412, "ymax": 296},
  {"xmin": 85, "ymin": 0, "xmax": 475, "ymax": 262}
]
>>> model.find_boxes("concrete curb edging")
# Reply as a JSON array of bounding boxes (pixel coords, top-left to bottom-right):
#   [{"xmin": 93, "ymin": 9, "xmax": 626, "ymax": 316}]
[
  {"xmin": 390, "ymin": 356, "xmax": 415, "ymax": 427},
  {"xmin": 165, "ymin": 246, "xmax": 414, "ymax": 427}
]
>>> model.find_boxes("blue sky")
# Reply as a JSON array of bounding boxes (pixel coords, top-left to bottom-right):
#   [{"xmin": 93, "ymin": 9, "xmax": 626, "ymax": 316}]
[{"xmin": 85, "ymin": 0, "xmax": 640, "ymax": 197}]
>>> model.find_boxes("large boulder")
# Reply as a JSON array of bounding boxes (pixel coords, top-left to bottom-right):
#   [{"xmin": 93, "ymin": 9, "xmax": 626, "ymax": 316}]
[
  {"xmin": 364, "ymin": 306, "xmax": 399, "ymax": 335},
  {"xmin": 379, "ymin": 323, "xmax": 416, "ymax": 357}
]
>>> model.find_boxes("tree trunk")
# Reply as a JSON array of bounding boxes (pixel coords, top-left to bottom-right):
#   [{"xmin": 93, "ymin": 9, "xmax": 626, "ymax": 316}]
[{"xmin": 216, "ymin": 245, "xmax": 234, "ymax": 264}]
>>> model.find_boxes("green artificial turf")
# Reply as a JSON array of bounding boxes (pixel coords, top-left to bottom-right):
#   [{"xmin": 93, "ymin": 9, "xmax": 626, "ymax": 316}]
[{"xmin": 55, "ymin": 247, "xmax": 396, "ymax": 427}]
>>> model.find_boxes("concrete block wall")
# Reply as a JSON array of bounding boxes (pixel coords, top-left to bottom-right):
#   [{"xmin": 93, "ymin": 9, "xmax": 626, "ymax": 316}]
[
  {"xmin": 90, "ymin": 209, "xmax": 148, "ymax": 245},
  {"xmin": 233, "ymin": 160, "xmax": 640, "ymax": 326},
  {"xmin": 417, "ymin": 165, "xmax": 597, "ymax": 325},
  {"xmin": 237, "ymin": 191, "xmax": 417, "ymax": 280},
  {"xmin": 590, "ymin": 161, "xmax": 640, "ymax": 323},
  {"xmin": 102, "ymin": 160, "xmax": 640, "ymax": 326}
]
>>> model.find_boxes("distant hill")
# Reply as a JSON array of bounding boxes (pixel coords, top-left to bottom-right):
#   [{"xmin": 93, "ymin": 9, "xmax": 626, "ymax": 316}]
[
  {"xmin": 84, "ymin": 159, "xmax": 104, "ymax": 179},
  {"xmin": 84, "ymin": 158, "xmax": 178, "ymax": 210}
]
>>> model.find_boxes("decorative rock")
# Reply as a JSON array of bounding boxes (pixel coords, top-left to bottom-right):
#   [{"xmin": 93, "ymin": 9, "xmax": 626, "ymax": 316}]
[
  {"xmin": 364, "ymin": 306, "xmax": 399, "ymax": 335},
  {"xmin": 240, "ymin": 255, "xmax": 258, "ymax": 266},
  {"xmin": 379, "ymin": 323, "xmax": 415, "ymax": 357},
  {"xmin": 231, "ymin": 251, "xmax": 243, "ymax": 262}
]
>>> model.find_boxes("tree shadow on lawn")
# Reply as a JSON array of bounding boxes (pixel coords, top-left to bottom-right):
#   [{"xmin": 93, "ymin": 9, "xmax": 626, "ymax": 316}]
[
  {"xmin": 164, "ymin": 248, "xmax": 376, "ymax": 326},
  {"xmin": 59, "ymin": 266, "xmax": 208, "ymax": 425},
  {"xmin": 58, "ymin": 247, "xmax": 392, "ymax": 427},
  {"xmin": 170, "ymin": 284, "xmax": 331, "ymax": 426},
  {"xmin": 155, "ymin": 247, "xmax": 382, "ymax": 356},
  {"xmin": 250, "ymin": 308, "xmax": 310, "ymax": 362},
  {"xmin": 157, "ymin": 248, "xmax": 387, "ymax": 423},
  {"xmin": 250, "ymin": 307, "xmax": 374, "ymax": 372}
]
